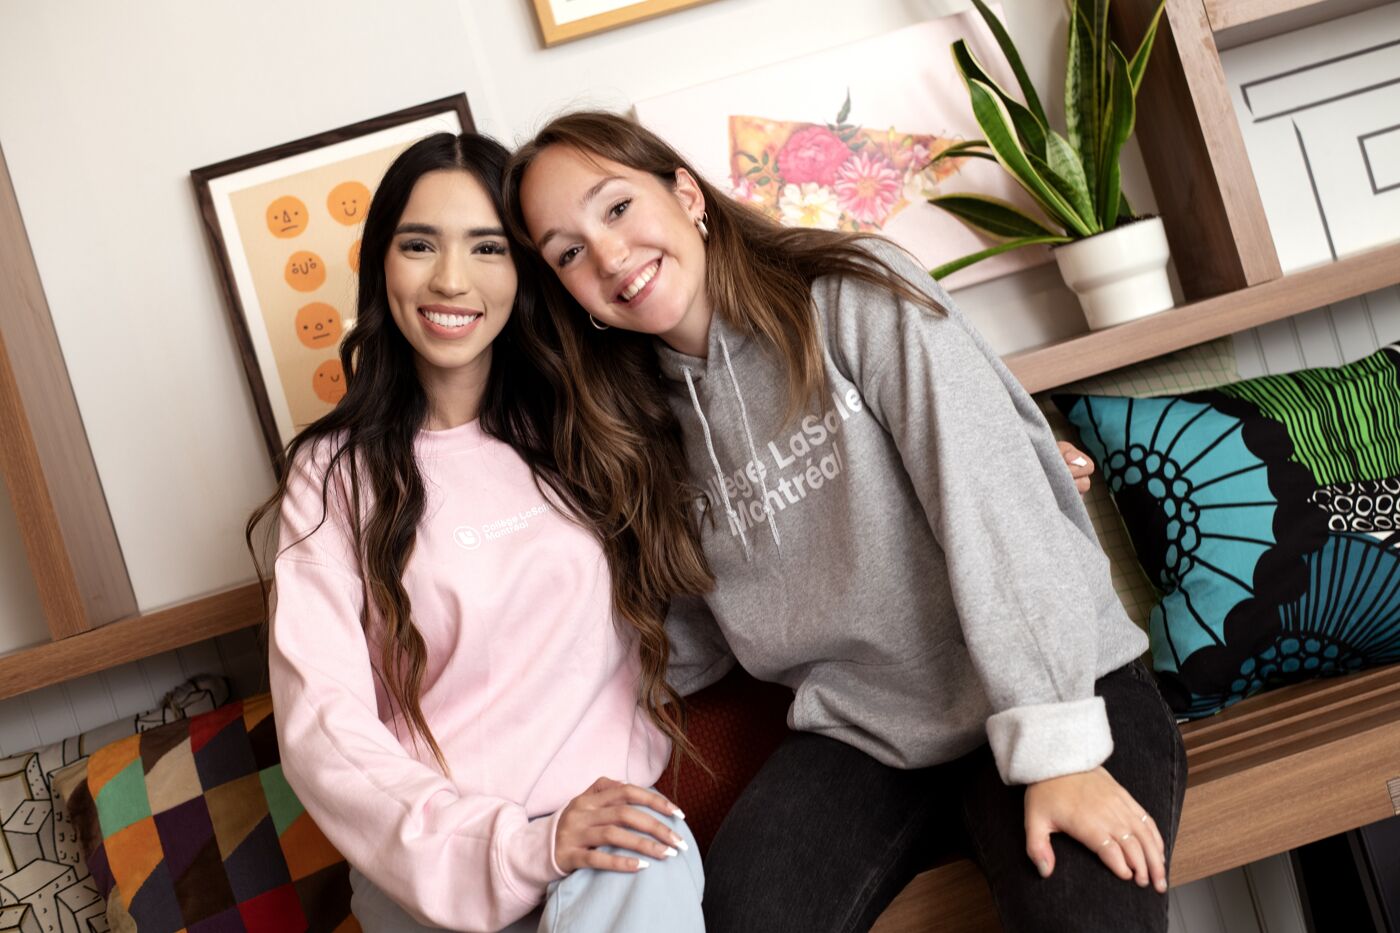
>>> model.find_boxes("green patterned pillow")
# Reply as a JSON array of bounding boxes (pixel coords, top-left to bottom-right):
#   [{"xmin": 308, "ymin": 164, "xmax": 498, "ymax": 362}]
[{"xmin": 1056, "ymin": 344, "xmax": 1400, "ymax": 717}]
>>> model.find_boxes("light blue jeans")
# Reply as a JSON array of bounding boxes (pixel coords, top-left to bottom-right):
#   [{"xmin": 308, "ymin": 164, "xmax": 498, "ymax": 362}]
[{"xmin": 348, "ymin": 807, "xmax": 704, "ymax": 933}]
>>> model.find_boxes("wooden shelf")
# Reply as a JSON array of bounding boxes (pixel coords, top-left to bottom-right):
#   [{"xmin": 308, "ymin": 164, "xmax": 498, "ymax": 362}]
[
  {"xmin": 0, "ymin": 582, "xmax": 263, "ymax": 702},
  {"xmin": 1205, "ymin": 0, "xmax": 1331, "ymax": 30},
  {"xmin": 1005, "ymin": 240, "xmax": 1400, "ymax": 394}
]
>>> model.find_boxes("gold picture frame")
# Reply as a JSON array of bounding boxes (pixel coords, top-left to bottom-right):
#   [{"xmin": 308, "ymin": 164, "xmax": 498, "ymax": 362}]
[{"xmin": 530, "ymin": 0, "xmax": 720, "ymax": 46}]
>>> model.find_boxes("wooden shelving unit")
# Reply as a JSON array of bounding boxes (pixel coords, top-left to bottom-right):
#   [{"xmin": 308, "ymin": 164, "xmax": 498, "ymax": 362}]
[
  {"xmin": 0, "ymin": 142, "xmax": 266, "ymax": 700},
  {"xmin": 0, "ymin": 583, "xmax": 263, "ymax": 701},
  {"xmin": 1007, "ymin": 241, "xmax": 1400, "ymax": 394}
]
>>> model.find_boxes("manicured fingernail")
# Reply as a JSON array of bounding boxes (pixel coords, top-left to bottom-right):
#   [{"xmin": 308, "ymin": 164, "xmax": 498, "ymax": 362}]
[
  {"xmin": 1036, "ymin": 859, "xmax": 1050, "ymax": 877},
  {"xmin": 1156, "ymin": 880, "xmax": 1167, "ymax": 893},
  {"xmin": 662, "ymin": 846, "xmax": 678, "ymax": 858},
  {"xmin": 635, "ymin": 859, "xmax": 651, "ymax": 870},
  {"xmin": 1070, "ymin": 456, "xmax": 1088, "ymax": 467},
  {"xmin": 672, "ymin": 806, "xmax": 685, "ymax": 819},
  {"xmin": 674, "ymin": 836, "xmax": 689, "ymax": 852}
]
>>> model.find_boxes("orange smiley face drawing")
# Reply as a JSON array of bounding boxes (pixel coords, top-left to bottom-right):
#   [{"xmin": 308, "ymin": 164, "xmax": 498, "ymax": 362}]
[
  {"xmin": 312, "ymin": 359, "xmax": 347, "ymax": 404},
  {"xmin": 284, "ymin": 251, "xmax": 326, "ymax": 292},
  {"xmin": 327, "ymin": 181, "xmax": 371, "ymax": 226},
  {"xmin": 265, "ymin": 195, "xmax": 308, "ymax": 238},
  {"xmin": 295, "ymin": 302, "xmax": 343, "ymax": 349},
  {"xmin": 348, "ymin": 238, "xmax": 361, "ymax": 273}
]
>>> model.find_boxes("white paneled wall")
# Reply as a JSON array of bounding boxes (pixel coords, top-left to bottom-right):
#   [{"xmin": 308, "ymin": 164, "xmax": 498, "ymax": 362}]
[
  {"xmin": 0, "ymin": 627, "xmax": 262, "ymax": 757},
  {"xmin": 1235, "ymin": 284, "xmax": 1400, "ymax": 377}
]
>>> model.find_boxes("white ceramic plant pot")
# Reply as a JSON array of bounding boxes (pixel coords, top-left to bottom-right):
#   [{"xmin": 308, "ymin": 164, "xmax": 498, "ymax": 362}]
[{"xmin": 1053, "ymin": 216, "xmax": 1175, "ymax": 330}]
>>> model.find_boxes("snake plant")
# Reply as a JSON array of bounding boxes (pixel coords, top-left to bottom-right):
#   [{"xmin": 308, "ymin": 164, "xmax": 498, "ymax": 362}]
[{"xmin": 928, "ymin": 0, "xmax": 1166, "ymax": 279}]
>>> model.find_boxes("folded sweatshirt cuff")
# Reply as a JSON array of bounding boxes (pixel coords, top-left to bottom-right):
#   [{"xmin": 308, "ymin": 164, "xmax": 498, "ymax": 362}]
[
  {"xmin": 985, "ymin": 696, "xmax": 1113, "ymax": 785},
  {"xmin": 500, "ymin": 809, "xmax": 567, "ymax": 901}
]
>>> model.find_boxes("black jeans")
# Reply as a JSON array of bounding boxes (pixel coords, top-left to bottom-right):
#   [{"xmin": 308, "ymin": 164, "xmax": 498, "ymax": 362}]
[{"xmin": 702, "ymin": 661, "xmax": 1187, "ymax": 933}]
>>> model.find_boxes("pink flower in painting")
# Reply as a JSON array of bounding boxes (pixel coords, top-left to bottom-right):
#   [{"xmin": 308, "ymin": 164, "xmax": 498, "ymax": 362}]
[
  {"xmin": 776, "ymin": 126, "xmax": 852, "ymax": 186},
  {"xmin": 834, "ymin": 150, "xmax": 902, "ymax": 225},
  {"xmin": 729, "ymin": 177, "xmax": 764, "ymax": 204}
]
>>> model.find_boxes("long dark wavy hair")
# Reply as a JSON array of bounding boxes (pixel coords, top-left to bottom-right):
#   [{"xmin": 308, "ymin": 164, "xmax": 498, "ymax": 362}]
[{"xmin": 248, "ymin": 132, "xmax": 704, "ymax": 770}]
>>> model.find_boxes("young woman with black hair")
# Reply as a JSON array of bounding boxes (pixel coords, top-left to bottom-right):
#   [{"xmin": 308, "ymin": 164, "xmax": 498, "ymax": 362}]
[{"xmin": 255, "ymin": 132, "xmax": 707, "ymax": 932}]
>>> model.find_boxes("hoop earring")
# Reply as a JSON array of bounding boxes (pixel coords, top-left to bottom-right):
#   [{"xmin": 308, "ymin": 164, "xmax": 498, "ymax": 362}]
[
  {"xmin": 696, "ymin": 211, "xmax": 709, "ymax": 241},
  {"xmin": 589, "ymin": 315, "xmax": 610, "ymax": 331}
]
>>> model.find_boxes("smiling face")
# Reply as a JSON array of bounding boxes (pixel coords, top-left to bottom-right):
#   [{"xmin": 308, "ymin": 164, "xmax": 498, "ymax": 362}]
[
  {"xmin": 284, "ymin": 250, "xmax": 326, "ymax": 292},
  {"xmin": 384, "ymin": 169, "xmax": 517, "ymax": 415},
  {"xmin": 266, "ymin": 195, "xmax": 308, "ymax": 238},
  {"xmin": 328, "ymin": 181, "xmax": 372, "ymax": 225},
  {"xmin": 312, "ymin": 359, "xmax": 347, "ymax": 404},
  {"xmin": 519, "ymin": 146, "xmax": 712, "ymax": 356}
]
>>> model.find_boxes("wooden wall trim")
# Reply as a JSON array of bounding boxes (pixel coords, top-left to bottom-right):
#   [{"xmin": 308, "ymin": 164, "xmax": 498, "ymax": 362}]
[
  {"xmin": 1205, "ymin": 0, "xmax": 1330, "ymax": 31},
  {"xmin": 0, "ymin": 582, "xmax": 264, "ymax": 701},
  {"xmin": 1116, "ymin": 0, "xmax": 1281, "ymax": 300},
  {"xmin": 0, "ymin": 328, "xmax": 87, "ymax": 636},
  {"xmin": 0, "ymin": 142, "xmax": 136, "ymax": 634}
]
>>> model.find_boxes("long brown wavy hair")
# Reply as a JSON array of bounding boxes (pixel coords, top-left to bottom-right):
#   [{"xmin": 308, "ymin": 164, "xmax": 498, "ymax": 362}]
[
  {"xmin": 247, "ymin": 132, "xmax": 708, "ymax": 771},
  {"xmin": 502, "ymin": 110, "xmax": 946, "ymax": 424}
]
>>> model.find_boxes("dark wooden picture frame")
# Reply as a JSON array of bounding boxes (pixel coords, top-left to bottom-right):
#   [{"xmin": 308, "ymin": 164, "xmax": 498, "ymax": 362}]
[{"xmin": 191, "ymin": 95, "xmax": 474, "ymax": 472}]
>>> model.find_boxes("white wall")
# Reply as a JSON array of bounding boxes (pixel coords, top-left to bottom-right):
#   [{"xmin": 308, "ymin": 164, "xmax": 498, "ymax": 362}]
[
  {"xmin": 0, "ymin": 0, "xmax": 484, "ymax": 612},
  {"xmin": 0, "ymin": 0, "xmax": 1125, "ymax": 615}
]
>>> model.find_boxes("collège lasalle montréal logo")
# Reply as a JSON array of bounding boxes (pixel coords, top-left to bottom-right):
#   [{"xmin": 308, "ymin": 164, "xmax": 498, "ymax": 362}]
[
  {"xmin": 706, "ymin": 388, "xmax": 866, "ymax": 537},
  {"xmin": 453, "ymin": 504, "xmax": 550, "ymax": 551}
]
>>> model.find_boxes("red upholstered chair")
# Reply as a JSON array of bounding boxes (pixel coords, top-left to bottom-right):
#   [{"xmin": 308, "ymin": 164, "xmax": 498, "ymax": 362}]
[{"xmin": 657, "ymin": 669, "xmax": 792, "ymax": 853}]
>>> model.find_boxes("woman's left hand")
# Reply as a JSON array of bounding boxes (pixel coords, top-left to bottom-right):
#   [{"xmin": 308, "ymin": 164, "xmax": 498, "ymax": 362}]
[
  {"xmin": 1023, "ymin": 766, "xmax": 1167, "ymax": 893},
  {"xmin": 1058, "ymin": 440, "xmax": 1095, "ymax": 495}
]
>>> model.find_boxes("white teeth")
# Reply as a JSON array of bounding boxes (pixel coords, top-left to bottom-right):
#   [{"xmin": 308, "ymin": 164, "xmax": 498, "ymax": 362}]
[
  {"xmin": 620, "ymin": 261, "xmax": 659, "ymax": 301},
  {"xmin": 423, "ymin": 310, "xmax": 480, "ymax": 329}
]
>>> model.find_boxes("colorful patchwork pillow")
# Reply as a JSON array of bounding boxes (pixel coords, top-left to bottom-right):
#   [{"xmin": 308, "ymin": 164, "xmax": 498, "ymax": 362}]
[
  {"xmin": 1055, "ymin": 343, "xmax": 1400, "ymax": 718},
  {"xmin": 55, "ymin": 693, "xmax": 358, "ymax": 932},
  {"xmin": 0, "ymin": 675, "xmax": 226, "ymax": 932}
]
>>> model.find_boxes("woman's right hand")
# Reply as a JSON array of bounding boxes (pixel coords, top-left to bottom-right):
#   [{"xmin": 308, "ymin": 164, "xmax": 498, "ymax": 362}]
[{"xmin": 554, "ymin": 777, "xmax": 687, "ymax": 873}]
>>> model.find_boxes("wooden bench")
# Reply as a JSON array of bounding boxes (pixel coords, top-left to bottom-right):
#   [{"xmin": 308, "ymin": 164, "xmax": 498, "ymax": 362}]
[{"xmin": 869, "ymin": 662, "xmax": 1400, "ymax": 931}]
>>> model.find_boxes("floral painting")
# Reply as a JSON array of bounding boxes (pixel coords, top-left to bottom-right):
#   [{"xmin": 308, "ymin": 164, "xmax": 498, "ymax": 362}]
[
  {"xmin": 633, "ymin": 12, "xmax": 1054, "ymax": 290},
  {"xmin": 729, "ymin": 93, "xmax": 965, "ymax": 233}
]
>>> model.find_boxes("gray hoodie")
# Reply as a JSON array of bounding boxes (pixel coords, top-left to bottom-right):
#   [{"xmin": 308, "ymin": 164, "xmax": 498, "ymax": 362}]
[{"xmin": 658, "ymin": 239, "xmax": 1148, "ymax": 784}]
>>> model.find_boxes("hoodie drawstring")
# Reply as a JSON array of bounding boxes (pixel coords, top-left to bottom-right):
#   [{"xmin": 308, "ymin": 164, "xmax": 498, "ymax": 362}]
[
  {"xmin": 718, "ymin": 332, "xmax": 782, "ymax": 554},
  {"xmin": 684, "ymin": 367, "xmax": 752, "ymax": 560}
]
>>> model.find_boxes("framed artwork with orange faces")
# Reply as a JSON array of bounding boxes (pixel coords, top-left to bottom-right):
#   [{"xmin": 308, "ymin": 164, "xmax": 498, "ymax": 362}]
[
  {"xmin": 192, "ymin": 95, "xmax": 473, "ymax": 471},
  {"xmin": 530, "ymin": 0, "xmax": 720, "ymax": 46}
]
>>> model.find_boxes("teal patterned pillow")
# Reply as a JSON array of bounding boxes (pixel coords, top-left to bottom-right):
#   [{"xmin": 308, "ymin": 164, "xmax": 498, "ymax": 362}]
[{"xmin": 1055, "ymin": 344, "xmax": 1400, "ymax": 718}]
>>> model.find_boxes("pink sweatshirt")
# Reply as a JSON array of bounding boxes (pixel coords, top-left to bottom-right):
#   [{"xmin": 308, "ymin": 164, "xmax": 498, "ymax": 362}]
[{"xmin": 268, "ymin": 420, "xmax": 670, "ymax": 931}]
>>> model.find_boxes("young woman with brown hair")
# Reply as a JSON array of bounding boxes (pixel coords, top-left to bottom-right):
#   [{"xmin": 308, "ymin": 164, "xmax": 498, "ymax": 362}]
[
  {"xmin": 253, "ymin": 132, "xmax": 708, "ymax": 932},
  {"xmin": 505, "ymin": 111, "xmax": 1185, "ymax": 933}
]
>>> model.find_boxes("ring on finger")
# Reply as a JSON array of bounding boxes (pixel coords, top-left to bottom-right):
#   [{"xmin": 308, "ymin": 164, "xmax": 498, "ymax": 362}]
[
  {"xmin": 1099, "ymin": 838, "xmax": 1115, "ymax": 848},
  {"xmin": 1140, "ymin": 813, "xmax": 1150, "ymax": 824},
  {"xmin": 1119, "ymin": 833, "xmax": 1133, "ymax": 842}
]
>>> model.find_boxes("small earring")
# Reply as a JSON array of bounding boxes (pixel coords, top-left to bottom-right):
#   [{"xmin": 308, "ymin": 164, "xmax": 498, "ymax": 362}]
[
  {"xmin": 589, "ymin": 315, "xmax": 610, "ymax": 331},
  {"xmin": 696, "ymin": 211, "xmax": 709, "ymax": 241}
]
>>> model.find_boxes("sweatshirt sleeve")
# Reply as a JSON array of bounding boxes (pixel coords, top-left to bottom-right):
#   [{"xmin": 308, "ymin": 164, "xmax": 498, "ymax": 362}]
[
  {"xmin": 664, "ymin": 594, "xmax": 737, "ymax": 697},
  {"xmin": 817, "ymin": 240, "xmax": 1134, "ymax": 785},
  {"xmin": 267, "ymin": 447, "xmax": 565, "ymax": 931}
]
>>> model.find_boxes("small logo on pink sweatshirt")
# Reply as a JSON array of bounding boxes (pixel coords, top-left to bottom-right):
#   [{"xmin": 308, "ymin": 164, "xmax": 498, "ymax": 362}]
[{"xmin": 453, "ymin": 526, "xmax": 481, "ymax": 550}]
